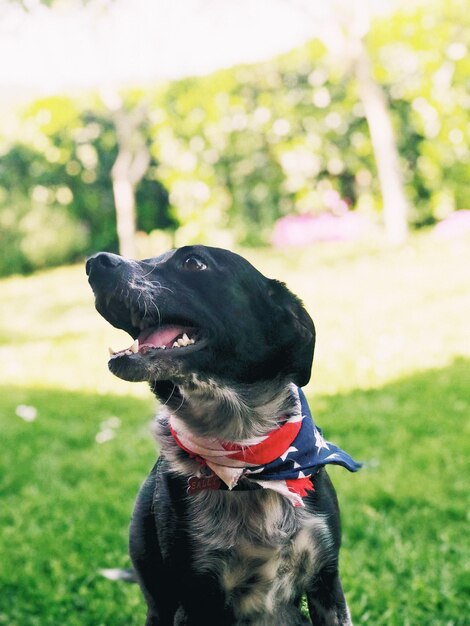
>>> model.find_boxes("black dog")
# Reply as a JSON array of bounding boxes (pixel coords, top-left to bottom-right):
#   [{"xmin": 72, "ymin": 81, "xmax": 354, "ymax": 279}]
[{"xmin": 86, "ymin": 245, "xmax": 358, "ymax": 626}]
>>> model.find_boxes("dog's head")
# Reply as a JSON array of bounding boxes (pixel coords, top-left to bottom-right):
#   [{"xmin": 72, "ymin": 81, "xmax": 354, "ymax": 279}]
[{"xmin": 86, "ymin": 245, "xmax": 315, "ymax": 390}]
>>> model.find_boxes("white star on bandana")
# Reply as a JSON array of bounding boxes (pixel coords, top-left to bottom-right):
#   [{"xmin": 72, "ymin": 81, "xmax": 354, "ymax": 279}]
[
  {"xmin": 314, "ymin": 428, "xmax": 330, "ymax": 452},
  {"xmin": 280, "ymin": 446, "xmax": 298, "ymax": 461}
]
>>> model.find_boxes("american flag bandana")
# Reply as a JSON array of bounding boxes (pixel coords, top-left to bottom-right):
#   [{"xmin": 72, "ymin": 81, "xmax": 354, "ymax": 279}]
[{"xmin": 169, "ymin": 386, "xmax": 361, "ymax": 507}]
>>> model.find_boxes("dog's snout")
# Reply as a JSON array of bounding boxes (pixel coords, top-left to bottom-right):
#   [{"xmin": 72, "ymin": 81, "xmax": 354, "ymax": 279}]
[{"xmin": 86, "ymin": 252, "xmax": 123, "ymax": 277}]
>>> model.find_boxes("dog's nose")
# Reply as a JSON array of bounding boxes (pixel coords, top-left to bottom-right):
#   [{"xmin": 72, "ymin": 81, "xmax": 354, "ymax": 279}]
[{"xmin": 86, "ymin": 252, "xmax": 123, "ymax": 276}]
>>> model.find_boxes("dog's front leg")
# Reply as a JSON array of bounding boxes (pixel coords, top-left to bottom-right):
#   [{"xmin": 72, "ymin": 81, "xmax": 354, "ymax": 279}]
[
  {"xmin": 306, "ymin": 569, "xmax": 353, "ymax": 626},
  {"xmin": 130, "ymin": 461, "xmax": 178, "ymax": 626}
]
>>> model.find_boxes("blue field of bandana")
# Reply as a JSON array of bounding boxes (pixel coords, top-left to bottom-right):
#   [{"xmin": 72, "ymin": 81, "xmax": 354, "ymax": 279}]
[{"xmin": 250, "ymin": 387, "xmax": 362, "ymax": 482}]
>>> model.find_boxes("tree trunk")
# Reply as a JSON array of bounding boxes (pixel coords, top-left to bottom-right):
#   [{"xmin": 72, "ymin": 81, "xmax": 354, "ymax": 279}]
[
  {"xmin": 110, "ymin": 105, "xmax": 150, "ymax": 259},
  {"xmin": 353, "ymin": 40, "xmax": 409, "ymax": 245},
  {"xmin": 112, "ymin": 174, "xmax": 137, "ymax": 259}
]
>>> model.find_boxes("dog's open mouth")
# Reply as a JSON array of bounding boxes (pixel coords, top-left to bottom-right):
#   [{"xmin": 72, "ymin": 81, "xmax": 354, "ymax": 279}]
[
  {"xmin": 110, "ymin": 325, "xmax": 200, "ymax": 357},
  {"xmin": 109, "ymin": 324, "xmax": 203, "ymax": 360}
]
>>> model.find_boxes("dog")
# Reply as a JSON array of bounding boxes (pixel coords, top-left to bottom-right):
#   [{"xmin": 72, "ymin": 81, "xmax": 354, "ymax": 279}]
[{"xmin": 86, "ymin": 245, "xmax": 360, "ymax": 626}]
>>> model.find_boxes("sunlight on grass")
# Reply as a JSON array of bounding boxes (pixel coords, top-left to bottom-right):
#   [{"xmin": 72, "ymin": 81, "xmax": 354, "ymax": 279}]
[
  {"xmin": 1, "ymin": 263, "xmax": 148, "ymax": 397},
  {"xmin": 2, "ymin": 232, "xmax": 469, "ymax": 398},
  {"xmin": 247, "ymin": 233, "xmax": 470, "ymax": 396}
]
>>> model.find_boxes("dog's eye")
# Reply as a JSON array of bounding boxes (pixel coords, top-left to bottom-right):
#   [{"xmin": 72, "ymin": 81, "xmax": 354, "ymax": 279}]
[{"xmin": 183, "ymin": 255, "xmax": 207, "ymax": 272}]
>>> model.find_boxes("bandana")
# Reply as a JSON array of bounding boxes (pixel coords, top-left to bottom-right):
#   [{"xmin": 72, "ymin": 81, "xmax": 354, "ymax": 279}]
[{"xmin": 169, "ymin": 386, "xmax": 361, "ymax": 507}]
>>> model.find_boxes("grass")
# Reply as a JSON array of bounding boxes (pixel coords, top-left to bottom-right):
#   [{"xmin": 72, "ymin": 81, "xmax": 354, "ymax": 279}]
[{"xmin": 0, "ymin": 231, "xmax": 469, "ymax": 625}]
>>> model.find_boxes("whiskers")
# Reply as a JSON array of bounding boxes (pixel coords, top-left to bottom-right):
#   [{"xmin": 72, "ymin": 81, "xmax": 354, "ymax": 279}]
[
  {"xmin": 127, "ymin": 278, "xmax": 170, "ymax": 328},
  {"xmin": 139, "ymin": 265, "xmax": 176, "ymax": 295}
]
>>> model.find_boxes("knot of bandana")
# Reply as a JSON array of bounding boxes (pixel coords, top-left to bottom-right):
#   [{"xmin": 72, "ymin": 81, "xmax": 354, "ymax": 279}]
[{"xmin": 169, "ymin": 387, "xmax": 361, "ymax": 507}]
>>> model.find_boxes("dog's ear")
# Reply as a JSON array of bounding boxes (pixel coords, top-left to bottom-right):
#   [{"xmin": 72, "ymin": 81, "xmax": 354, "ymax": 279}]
[{"xmin": 267, "ymin": 280, "xmax": 315, "ymax": 387}]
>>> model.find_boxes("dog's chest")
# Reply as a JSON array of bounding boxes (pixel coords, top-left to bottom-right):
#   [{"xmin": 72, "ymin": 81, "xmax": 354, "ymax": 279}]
[{"xmin": 186, "ymin": 489, "xmax": 325, "ymax": 619}]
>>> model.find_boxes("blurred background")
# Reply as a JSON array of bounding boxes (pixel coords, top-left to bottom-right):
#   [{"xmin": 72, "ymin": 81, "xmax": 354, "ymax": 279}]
[{"xmin": 0, "ymin": 0, "xmax": 469, "ymax": 624}]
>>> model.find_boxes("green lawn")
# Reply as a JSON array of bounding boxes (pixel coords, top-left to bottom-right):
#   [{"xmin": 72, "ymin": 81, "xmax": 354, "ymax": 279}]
[{"xmin": 1, "ymin": 232, "xmax": 469, "ymax": 625}]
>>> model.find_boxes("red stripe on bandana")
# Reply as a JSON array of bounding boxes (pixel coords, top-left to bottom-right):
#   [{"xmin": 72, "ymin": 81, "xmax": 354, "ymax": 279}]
[
  {"xmin": 221, "ymin": 418, "xmax": 303, "ymax": 466},
  {"xmin": 285, "ymin": 477, "xmax": 314, "ymax": 499},
  {"xmin": 169, "ymin": 424, "xmax": 207, "ymax": 466}
]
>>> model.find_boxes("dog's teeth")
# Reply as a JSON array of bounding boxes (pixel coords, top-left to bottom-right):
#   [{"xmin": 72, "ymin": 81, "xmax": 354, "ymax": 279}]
[
  {"xmin": 173, "ymin": 342, "xmax": 180, "ymax": 348},
  {"xmin": 182, "ymin": 333, "xmax": 191, "ymax": 345},
  {"xmin": 189, "ymin": 338, "xmax": 195, "ymax": 344},
  {"xmin": 160, "ymin": 345, "xmax": 166, "ymax": 350},
  {"xmin": 177, "ymin": 338, "xmax": 186, "ymax": 346},
  {"xmin": 124, "ymin": 349, "xmax": 132, "ymax": 355},
  {"xmin": 130, "ymin": 339, "xmax": 139, "ymax": 353},
  {"xmin": 108, "ymin": 347, "xmax": 115, "ymax": 356}
]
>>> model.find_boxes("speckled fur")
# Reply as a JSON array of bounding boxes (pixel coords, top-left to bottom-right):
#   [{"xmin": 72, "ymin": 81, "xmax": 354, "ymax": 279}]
[
  {"xmin": 186, "ymin": 489, "xmax": 333, "ymax": 619},
  {"xmin": 149, "ymin": 380, "xmax": 352, "ymax": 626}
]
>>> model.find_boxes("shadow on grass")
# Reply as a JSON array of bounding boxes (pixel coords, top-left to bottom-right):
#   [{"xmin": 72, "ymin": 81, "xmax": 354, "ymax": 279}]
[
  {"xmin": 0, "ymin": 387, "xmax": 155, "ymax": 626},
  {"xmin": 0, "ymin": 358, "xmax": 468, "ymax": 625}
]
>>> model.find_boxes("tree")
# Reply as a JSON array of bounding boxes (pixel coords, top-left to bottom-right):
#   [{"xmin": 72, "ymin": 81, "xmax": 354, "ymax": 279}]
[
  {"xmin": 285, "ymin": 0, "xmax": 409, "ymax": 244},
  {"xmin": 349, "ymin": 35, "xmax": 409, "ymax": 245},
  {"xmin": 102, "ymin": 91, "xmax": 150, "ymax": 258}
]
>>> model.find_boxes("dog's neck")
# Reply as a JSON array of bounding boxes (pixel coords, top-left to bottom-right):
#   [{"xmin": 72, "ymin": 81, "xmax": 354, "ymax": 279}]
[{"xmin": 152, "ymin": 377, "xmax": 300, "ymax": 441}]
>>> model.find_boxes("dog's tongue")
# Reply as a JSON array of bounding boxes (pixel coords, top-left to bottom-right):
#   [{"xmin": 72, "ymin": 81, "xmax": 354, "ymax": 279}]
[{"xmin": 138, "ymin": 325, "xmax": 187, "ymax": 349}]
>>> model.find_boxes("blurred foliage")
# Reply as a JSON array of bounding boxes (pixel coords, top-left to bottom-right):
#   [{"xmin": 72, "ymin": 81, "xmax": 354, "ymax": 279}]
[
  {"xmin": 0, "ymin": 96, "xmax": 174, "ymax": 274},
  {"xmin": 0, "ymin": 0, "xmax": 469, "ymax": 275},
  {"xmin": 369, "ymin": 0, "xmax": 470, "ymax": 226}
]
